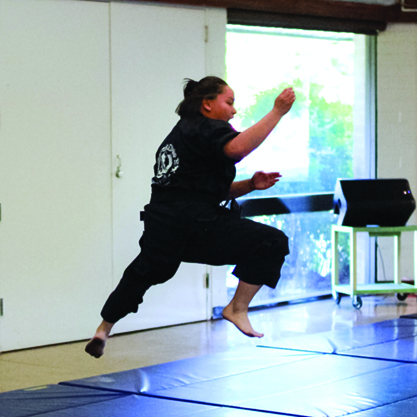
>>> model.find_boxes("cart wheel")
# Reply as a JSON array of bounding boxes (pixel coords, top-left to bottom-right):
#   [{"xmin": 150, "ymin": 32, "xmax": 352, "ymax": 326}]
[
  {"xmin": 397, "ymin": 293, "xmax": 408, "ymax": 301},
  {"xmin": 352, "ymin": 296, "xmax": 363, "ymax": 309},
  {"xmin": 334, "ymin": 292, "xmax": 342, "ymax": 305}
]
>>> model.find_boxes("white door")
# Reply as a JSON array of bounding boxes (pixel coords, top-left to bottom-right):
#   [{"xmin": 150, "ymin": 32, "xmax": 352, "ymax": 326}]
[
  {"xmin": 0, "ymin": 0, "xmax": 112, "ymax": 351},
  {"xmin": 110, "ymin": 3, "xmax": 212, "ymax": 333}
]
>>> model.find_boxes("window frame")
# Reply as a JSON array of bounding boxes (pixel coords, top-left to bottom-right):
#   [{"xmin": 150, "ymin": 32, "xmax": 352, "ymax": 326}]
[{"xmin": 228, "ymin": 22, "xmax": 378, "ymax": 303}]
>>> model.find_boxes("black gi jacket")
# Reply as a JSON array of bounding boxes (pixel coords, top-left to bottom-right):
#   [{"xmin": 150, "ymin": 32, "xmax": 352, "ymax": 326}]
[{"xmin": 151, "ymin": 114, "xmax": 240, "ymax": 204}]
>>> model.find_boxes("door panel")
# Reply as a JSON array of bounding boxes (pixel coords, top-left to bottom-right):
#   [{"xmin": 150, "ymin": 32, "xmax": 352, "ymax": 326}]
[
  {"xmin": 110, "ymin": 3, "xmax": 209, "ymax": 333},
  {"xmin": 0, "ymin": 0, "xmax": 112, "ymax": 351}
]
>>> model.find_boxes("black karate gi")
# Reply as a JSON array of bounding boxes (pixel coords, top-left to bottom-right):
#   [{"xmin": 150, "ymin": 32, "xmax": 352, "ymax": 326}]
[{"xmin": 101, "ymin": 114, "xmax": 289, "ymax": 324}]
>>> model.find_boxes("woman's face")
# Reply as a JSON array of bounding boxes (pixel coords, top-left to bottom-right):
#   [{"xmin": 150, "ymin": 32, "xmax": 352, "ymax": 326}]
[{"xmin": 201, "ymin": 85, "xmax": 237, "ymax": 122}]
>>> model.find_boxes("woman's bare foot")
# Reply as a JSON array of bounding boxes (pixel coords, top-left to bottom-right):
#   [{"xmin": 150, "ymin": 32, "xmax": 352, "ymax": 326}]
[
  {"xmin": 222, "ymin": 303, "xmax": 264, "ymax": 338},
  {"xmin": 222, "ymin": 280, "xmax": 264, "ymax": 338},
  {"xmin": 85, "ymin": 337, "xmax": 106, "ymax": 358},
  {"xmin": 85, "ymin": 321, "xmax": 114, "ymax": 358}
]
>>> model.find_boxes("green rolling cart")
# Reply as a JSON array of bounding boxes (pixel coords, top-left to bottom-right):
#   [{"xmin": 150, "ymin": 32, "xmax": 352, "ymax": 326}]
[{"xmin": 331, "ymin": 224, "xmax": 417, "ymax": 309}]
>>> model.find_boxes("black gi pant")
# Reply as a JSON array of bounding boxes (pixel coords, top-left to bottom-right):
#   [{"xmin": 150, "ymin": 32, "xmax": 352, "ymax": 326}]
[{"xmin": 101, "ymin": 201, "xmax": 289, "ymax": 324}]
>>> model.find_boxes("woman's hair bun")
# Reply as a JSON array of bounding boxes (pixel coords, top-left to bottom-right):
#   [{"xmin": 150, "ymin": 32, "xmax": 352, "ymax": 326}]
[
  {"xmin": 176, "ymin": 76, "xmax": 227, "ymax": 118},
  {"xmin": 183, "ymin": 79, "xmax": 199, "ymax": 98}
]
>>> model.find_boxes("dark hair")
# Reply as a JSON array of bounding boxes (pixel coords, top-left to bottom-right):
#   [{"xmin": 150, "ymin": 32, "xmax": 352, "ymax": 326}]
[{"xmin": 176, "ymin": 76, "xmax": 228, "ymax": 118}]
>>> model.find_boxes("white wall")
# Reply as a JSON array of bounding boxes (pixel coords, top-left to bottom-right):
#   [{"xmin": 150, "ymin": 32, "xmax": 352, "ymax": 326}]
[
  {"xmin": 0, "ymin": 0, "xmax": 226, "ymax": 351},
  {"xmin": 377, "ymin": 23, "xmax": 417, "ymax": 281}
]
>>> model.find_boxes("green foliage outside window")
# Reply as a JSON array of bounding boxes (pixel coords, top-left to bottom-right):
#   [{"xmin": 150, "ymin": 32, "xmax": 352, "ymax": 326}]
[{"xmin": 235, "ymin": 80, "xmax": 353, "ymax": 196}]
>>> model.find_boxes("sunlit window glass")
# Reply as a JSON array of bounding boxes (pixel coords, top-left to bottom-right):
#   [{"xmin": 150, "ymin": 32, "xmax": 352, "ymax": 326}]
[
  {"xmin": 217, "ymin": 25, "xmax": 369, "ymax": 308},
  {"xmin": 226, "ymin": 25, "xmax": 356, "ymax": 196}
]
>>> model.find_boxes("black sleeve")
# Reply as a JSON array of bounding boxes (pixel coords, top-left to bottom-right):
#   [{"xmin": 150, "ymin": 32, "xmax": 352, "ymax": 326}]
[{"xmin": 203, "ymin": 119, "xmax": 240, "ymax": 161}]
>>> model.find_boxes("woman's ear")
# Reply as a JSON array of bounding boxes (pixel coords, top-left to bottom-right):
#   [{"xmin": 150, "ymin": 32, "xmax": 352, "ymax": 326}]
[{"xmin": 202, "ymin": 99, "xmax": 212, "ymax": 112}]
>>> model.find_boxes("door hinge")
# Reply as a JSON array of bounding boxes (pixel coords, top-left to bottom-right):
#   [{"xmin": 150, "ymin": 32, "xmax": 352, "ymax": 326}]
[
  {"xmin": 0, "ymin": 299, "xmax": 3, "ymax": 316},
  {"xmin": 204, "ymin": 25, "xmax": 209, "ymax": 43},
  {"xmin": 204, "ymin": 273, "xmax": 210, "ymax": 289}
]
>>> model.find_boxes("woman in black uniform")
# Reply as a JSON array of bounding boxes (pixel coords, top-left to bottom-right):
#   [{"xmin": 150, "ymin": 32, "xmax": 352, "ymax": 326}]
[{"xmin": 86, "ymin": 76, "xmax": 295, "ymax": 358}]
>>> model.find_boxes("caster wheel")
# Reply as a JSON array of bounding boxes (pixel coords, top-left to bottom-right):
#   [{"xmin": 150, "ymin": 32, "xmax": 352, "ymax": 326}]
[
  {"xmin": 352, "ymin": 296, "xmax": 363, "ymax": 309},
  {"xmin": 397, "ymin": 293, "xmax": 408, "ymax": 301},
  {"xmin": 334, "ymin": 292, "xmax": 342, "ymax": 305}
]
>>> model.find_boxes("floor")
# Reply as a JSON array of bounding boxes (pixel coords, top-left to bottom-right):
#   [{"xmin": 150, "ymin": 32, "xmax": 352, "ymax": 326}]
[{"xmin": 1, "ymin": 294, "xmax": 416, "ymax": 394}]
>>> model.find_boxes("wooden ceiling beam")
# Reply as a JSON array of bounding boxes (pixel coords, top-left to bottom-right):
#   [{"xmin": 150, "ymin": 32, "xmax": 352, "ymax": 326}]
[{"xmin": 121, "ymin": 0, "xmax": 417, "ymax": 24}]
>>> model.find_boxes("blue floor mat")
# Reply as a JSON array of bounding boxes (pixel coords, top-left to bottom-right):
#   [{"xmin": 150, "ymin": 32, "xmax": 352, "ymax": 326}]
[
  {"xmin": 142, "ymin": 355, "xmax": 413, "ymax": 416},
  {"xmin": 0, "ymin": 384, "xmax": 126, "ymax": 417},
  {"xmin": 61, "ymin": 342, "xmax": 417, "ymax": 416},
  {"xmin": 234, "ymin": 362, "xmax": 417, "ymax": 416},
  {"xmin": 258, "ymin": 319, "xmax": 417, "ymax": 362},
  {"xmin": 16, "ymin": 319, "xmax": 417, "ymax": 417},
  {"xmin": 26, "ymin": 395, "xmax": 281, "ymax": 417},
  {"xmin": 346, "ymin": 395, "xmax": 417, "ymax": 417},
  {"xmin": 400, "ymin": 313, "xmax": 417, "ymax": 319},
  {"xmin": 61, "ymin": 347, "xmax": 318, "ymax": 394},
  {"xmin": 343, "ymin": 336, "xmax": 417, "ymax": 362}
]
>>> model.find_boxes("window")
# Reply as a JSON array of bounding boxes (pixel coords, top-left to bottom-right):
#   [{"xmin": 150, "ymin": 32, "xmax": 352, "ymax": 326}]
[
  {"xmin": 227, "ymin": 25, "xmax": 358, "ymax": 196},
  {"xmin": 218, "ymin": 25, "xmax": 375, "ymax": 308}
]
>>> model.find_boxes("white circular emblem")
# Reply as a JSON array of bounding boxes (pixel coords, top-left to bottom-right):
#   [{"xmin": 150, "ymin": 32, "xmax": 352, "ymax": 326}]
[{"xmin": 153, "ymin": 144, "xmax": 179, "ymax": 185}]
